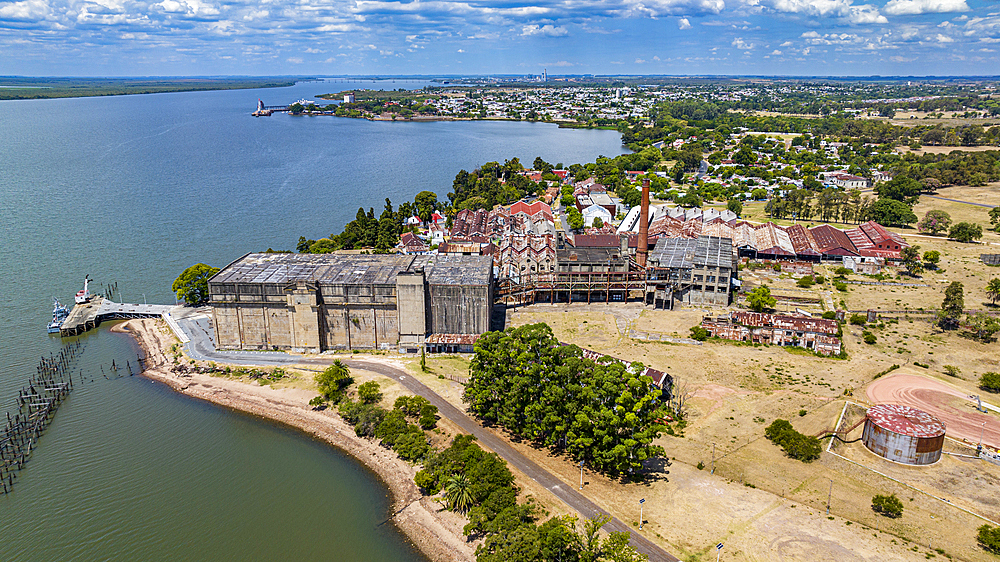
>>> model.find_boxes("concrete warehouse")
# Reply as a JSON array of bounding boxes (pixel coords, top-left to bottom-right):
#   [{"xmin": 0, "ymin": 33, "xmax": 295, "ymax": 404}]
[{"xmin": 208, "ymin": 253, "xmax": 494, "ymax": 353}]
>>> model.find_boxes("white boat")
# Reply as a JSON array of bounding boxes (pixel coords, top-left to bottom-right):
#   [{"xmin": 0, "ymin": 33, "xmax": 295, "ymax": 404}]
[
  {"xmin": 47, "ymin": 298, "xmax": 70, "ymax": 334},
  {"xmin": 75, "ymin": 276, "xmax": 91, "ymax": 304}
]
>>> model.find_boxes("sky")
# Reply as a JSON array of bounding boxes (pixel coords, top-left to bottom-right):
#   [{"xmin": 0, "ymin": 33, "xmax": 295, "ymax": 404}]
[{"xmin": 1, "ymin": 0, "xmax": 999, "ymax": 76}]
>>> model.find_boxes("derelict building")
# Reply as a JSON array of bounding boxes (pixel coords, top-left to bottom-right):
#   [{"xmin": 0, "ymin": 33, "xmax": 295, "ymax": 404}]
[{"xmin": 208, "ymin": 253, "xmax": 493, "ymax": 353}]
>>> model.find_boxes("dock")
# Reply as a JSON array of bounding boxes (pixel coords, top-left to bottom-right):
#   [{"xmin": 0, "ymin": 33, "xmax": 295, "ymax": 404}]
[{"xmin": 60, "ymin": 296, "xmax": 174, "ymax": 337}]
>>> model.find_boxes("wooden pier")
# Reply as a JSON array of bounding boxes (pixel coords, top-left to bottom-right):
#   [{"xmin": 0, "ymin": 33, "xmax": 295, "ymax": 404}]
[{"xmin": 60, "ymin": 297, "xmax": 174, "ymax": 337}]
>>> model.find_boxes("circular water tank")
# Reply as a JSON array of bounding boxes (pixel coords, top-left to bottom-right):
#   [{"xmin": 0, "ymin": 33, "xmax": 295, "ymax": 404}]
[{"xmin": 862, "ymin": 404, "xmax": 946, "ymax": 465}]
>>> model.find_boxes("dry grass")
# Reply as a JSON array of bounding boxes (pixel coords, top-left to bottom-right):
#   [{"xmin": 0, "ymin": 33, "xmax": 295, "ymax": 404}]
[{"xmin": 501, "ymin": 288, "xmax": 1000, "ymax": 560}]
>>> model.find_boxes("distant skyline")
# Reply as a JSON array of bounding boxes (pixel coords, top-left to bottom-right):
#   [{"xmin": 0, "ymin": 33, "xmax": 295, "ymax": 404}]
[{"xmin": 1, "ymin": 0, "xmax": 998, "ymax": 76}]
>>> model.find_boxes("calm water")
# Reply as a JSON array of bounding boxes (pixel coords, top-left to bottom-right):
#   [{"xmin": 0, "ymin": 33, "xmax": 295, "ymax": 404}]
[{"xmin": 0, "ymin": 79, "xmax": 626, "ymax": 560}]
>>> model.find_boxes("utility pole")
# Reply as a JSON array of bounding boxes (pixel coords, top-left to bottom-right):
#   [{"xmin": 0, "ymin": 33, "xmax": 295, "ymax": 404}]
[
  {"xmin": 827, "ymin": 479, "xmax": 833, "ymax": 515},
  {"xmin": 639, "ymin": 498, "xmax": 645, "ymax": 530},
  {"xmin": 579, "ymin": 460, "xmax": 584, "ymax": 490},
  {"xmin": 711, "ymin": 443, "xmax": 716, "ymax": 474}
]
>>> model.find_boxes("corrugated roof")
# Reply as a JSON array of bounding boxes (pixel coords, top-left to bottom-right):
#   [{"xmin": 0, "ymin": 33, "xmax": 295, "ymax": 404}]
[
  {"xmin": 649, "ymin": 235, "xmax": 735, "ymax": 269},
  {"xmin": 867, "ymin": 404, "xmax": 946, "ymax": 438},
  {"xmin": 210, "ymin": 253, "xmax": 491, "ymax": 286}
]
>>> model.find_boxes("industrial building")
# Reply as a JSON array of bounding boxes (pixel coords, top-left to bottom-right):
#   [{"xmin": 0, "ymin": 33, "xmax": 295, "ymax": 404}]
[
  {"xmin": 862, "ymin": 404, "xmax": 945, "ymax": 465},
  {"xmin": 700, "ymin": 311, "xmax": 842, "ymax": 355},
  {"xmin": 645, "ymin": 236, "xmax": 738, "ymax": 307},
  {"xmin": 208, "ymin": 253, "xmax": 493, "ymax": 353}
]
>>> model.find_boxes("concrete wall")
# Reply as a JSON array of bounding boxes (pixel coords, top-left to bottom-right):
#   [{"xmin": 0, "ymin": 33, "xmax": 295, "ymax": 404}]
[
  {"xmin": 428, "ymin": 284, "xmax": 491, "ymax": 335},
  {"xmin": 210, "ymin": 269, "xmax": 489, "ymax": 352}
]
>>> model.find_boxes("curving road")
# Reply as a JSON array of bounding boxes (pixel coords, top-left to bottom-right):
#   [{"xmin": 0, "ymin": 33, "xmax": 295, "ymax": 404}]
[{"xmin": 171, "ymin": 309, "xmax": 679, "ymax": 562}]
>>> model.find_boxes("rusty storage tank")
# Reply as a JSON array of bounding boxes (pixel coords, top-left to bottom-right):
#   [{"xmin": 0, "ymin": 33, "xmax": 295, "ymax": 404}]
[{"xmin": 862, "ymin": 404, "xmax": 946, "ymax": 465}]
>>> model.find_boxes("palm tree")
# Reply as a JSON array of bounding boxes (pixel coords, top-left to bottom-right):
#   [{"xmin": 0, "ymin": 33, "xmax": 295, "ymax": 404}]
[
  {"xmin": 988, "ymin": 278, "xmax": 1000, "ymax": 306},
  {"xmin": 443, "ymin": 473, "xmax": 474, "ymax": 513}
]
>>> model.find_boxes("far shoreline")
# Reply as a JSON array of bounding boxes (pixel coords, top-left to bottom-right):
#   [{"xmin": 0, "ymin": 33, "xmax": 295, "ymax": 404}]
[{"xmin": 112, "ymin": 318, "xmax": 475, "ymax": 562}]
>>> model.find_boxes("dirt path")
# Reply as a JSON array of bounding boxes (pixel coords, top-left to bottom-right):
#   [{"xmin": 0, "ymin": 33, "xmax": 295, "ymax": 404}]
[{"xmin": 866, "ymin": 371, "xmax": 1000, "ymax": 448}]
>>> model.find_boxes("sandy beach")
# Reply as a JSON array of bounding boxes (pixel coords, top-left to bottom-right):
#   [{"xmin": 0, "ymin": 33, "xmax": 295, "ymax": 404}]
[{"xmin": 113, "ymin": 318, "xmax": 474, "ymax": 562}]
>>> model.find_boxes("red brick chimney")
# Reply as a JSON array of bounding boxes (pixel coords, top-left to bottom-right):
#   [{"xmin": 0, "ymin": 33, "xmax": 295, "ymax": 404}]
[{"xmin": 637, "ymin": 178, "xmax": 650, "ymax": 268}]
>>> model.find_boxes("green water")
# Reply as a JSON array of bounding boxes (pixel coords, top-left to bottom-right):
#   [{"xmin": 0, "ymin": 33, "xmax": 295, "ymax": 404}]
[{"xmin": 0, "ymin": 79, "xmax": 627, "ymax": 560}]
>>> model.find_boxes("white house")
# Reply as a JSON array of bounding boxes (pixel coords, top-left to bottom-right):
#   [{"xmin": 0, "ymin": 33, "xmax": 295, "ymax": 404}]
[{"xmin": 582, "ymin": 204, "xmax": 613, "ymax": 227}]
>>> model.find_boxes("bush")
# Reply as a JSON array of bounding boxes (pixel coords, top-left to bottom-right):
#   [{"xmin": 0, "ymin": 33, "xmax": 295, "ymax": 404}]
[
  {"xmin": 689, "ymin": 325, "xmax": 709, "ymax": 341},
  {"xmin": 872, "ymin": 494, "xmax": 903, "ymax": 518},
  {"xmin": 357, "ymin": 381, "xmax": 383, "ymax": 404},
  {"xmin": 981, "ymin": 372, "xmax": 1000, "ymax": 393},
  {"xmin": 395, "ymin": 395, "xmax": 430, "ymax": 417},
  {"xmin": 797, "ymin": 275, "xmax": 815, "ymax": 288},
  {"xmin": 834, "ymin": 267, "xmax": 852, "ymax": 276},
  {"xmin": 764, "ymin": 419, "xmax": 821, "ymax": 462},
  {"xmin": 943, "ymin": 365, "xmax": 961, "ymax": 377},
  {"xmin": 419, "ymin": 404, "xmax": 439, "ymax": 430},
  {"xmin": 863, "ymin": 331, "xmax": 877, "ymax": 345},
  {"xmin": 978, "ymin": 524, "xmax": 1000, "ymax": 554},
  {"xmin": 814, "ymin": 275, "xmax": 826, "ymax": 284},
  {"xmin": 849, "ymin": 314, "xmax": 867, "ymax": 326},
  {"xmin": 834, "ymin": 281, "xmax": 848, "ymax": 292},
  {"xmin": 315, "ymin": 360, "xmax": 353, "ymax": 403},
  {"xmin": 822, "ymin": 311, "xmax": 836, "ymax": 320}
]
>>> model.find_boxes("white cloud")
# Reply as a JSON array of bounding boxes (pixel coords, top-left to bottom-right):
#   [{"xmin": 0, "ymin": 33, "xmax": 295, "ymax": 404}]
[
  {"xmin": 765, "ymin": 0, "xmax": 887, "ymax": 23},
  {"xmin": 934, "ymin": 32, "xmax": 955, "ymax": 41},
  {"xmin": 521, "ymin": 24, "xmax": 568, "ymax": 36},
  {"xmin": 678, "ymin": 16, "xmax": 692, "ymax": 28},
  {"xmin": 883, "ymin": 0, "xmax": 969, "ymax": 15},
  {"xmin": 635, "ymin": 57, "xmax": 647, "ymax": 63},
  {"xmin": 770, "ymin": 49, "xmax": 783, "ymax": 54},
  {"xmin": 780, "ymin": 40, "xmax": 793, "ymax": 46},
  {"xmin": 732, "ymin": 37, "xmax": 755, "ymax": 48},
  {"xmin": 286, "ymin": 57, "xmax": 303, "ymax": 63},
  {"xmin": 457, "ymin": 48, "xmax": 464, "ymax": 52}
]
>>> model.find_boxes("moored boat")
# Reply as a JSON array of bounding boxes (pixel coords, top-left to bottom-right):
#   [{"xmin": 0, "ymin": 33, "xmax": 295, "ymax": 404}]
[{"xmin": 47, "ymin": 298, "xmax": 70, "ymax": 334}]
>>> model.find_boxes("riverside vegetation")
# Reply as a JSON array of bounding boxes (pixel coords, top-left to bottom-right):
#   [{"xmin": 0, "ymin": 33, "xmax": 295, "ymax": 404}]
[{"xmin": 310, "ymin": 356, "xmax": 649, "ymax": 561}]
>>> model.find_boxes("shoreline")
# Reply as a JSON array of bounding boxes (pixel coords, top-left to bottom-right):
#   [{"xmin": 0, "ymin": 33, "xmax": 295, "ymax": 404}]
[{"xmin": 112, "ymin": 319, "xmax": 474, "ymax": 562}]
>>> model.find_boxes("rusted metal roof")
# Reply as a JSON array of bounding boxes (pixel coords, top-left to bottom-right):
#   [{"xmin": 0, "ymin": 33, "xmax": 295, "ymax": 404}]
[
  {"xmin": 808, "ymin": 224, "xmax": 858, "ymax": 256},
  {"xmin": 866, "ymin": 404, "xmax": 946, "ymax": 438},
  {"xmin": 731, "ymin": 311, "xmax": 838, "ymax": 335},
  {"xmin": 425, "ymin": 333, "xmax": 480, "ymax": 345}
]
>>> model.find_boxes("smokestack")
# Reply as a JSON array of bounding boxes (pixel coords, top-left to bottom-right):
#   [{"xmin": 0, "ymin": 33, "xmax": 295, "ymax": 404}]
[{"xmin": 637, "ymin": 178, "xmax": 650, "ymax": 268}]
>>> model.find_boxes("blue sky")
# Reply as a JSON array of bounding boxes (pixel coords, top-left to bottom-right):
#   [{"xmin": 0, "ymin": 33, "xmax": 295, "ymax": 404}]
[{"xmin": 1, "ymin": 0, "xmax": 998, "ymax": 75}]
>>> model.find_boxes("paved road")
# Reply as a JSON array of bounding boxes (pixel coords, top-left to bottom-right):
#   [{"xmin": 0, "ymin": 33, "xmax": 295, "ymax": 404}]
[
  {"xmin": 923, "ymin": 194, "xmax": 996, "ymax": 208},
  {"xmin": 170, "ymin": 310, "xmax": 679, "ymax": 562}
]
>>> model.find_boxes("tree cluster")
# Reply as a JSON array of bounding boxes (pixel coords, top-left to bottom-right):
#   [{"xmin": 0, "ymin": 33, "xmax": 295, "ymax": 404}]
[
  {"xmin": 415, "ymin": 435, "xmax": 647, "ymax": 562},
  {"xmin": 298, "ymin": 197, "xmax": 419, "ymax": 253},
  {"xmin": 764, "ymin": 419, "xmax": 821, "ymax": 462},
  {"xmin": 338, "ymin": 392, "xmax": 434, "ymax": 462},
  {"xmin": 465, "ymin": 323, "xmax": 668, "ymax": 478}
]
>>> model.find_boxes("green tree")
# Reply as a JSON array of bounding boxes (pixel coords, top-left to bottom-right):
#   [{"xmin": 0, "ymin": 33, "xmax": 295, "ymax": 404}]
[
  {"xmin": 414, "ymin": 190, "xmax": 438, "ymax": 223},
  {"xmin": 900, "ymin": 245, "xmax": 923, "ymax": 277},
  {"xmin": 939, "ymin": 281, "xmax": 965, "ymax": 330},
  {"xmin": 871, "ymin": 494, "xmax": 903, "ymax": 518},
  {"xmin": 444, "ymin": 473, "xmax": 475, "ymax": 512},
  {"xmin": 977, "ymin": 524, "xmax": 1000, "ymax": 554},
  {"xmin": 592, "ymin": 216, "xmax": 604, "ymax": 229},
  {"xmin": 689, "ymin": 325, "xmax": 709, "ymax": 341},
  {"xmin": 987, "ymin": 278, "xmax": 1000, "ymax": 305},
  {"xmin": 315, "ymin": 360, "xmax": 353, "ymax": 402},
  {"xmin": 419, "ymin": 403, "xmax": 439, "ymax": 430},
  {"xmin": 746, "ymin": 285, "xmax": 776, "ymax": 312},
  {"xmin": 875, "ymin": 176, "xmax": 922, "ymax": 204},
  {"xmin": 966, "ymin": 312, "xmax": 1000, "ymax": 343},
  {"xmin": 989, "ymin": 207, "xmax": 1000, "ymax": 231},
  {"xmin": 868, "ymin": 199, "xmax": 917, "ymax": 227},
  {"xmin": 949, "ymin": 221, "xmax": 983, "ymax": 243},
  {"xmin": 727, "ymin": 198, "xmax": 743, "ymax": 217},
  {"xmin": 764, "ymin": 419, "xmax": 821, "ymax": 462},
  {"xmin": 981, "ymin": 372, "xmax": 1000, "ymax": 394},
  {"xmin": 567, "ymin": 208, "xmax": 585, "ymax": 231},
  {"xmin": 171, "ymin": 263, "xmax": 220, "ymax": 305},
  {"xmin": 922, "ymin": 250, "xmax": 940, "ymax": 269},
  {"xmin": 357, "ymin": 381, "xmax": 383, "ymax": 404},
  {"xmin": 917, "ymin": 209, "xmax": 951, "ymax": 235}
]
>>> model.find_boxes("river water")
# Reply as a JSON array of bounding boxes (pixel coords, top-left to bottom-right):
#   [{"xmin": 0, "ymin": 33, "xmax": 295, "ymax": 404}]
[{"xmin": 0, "ymin": 79, "xmax": 626, "ymax": 560}]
